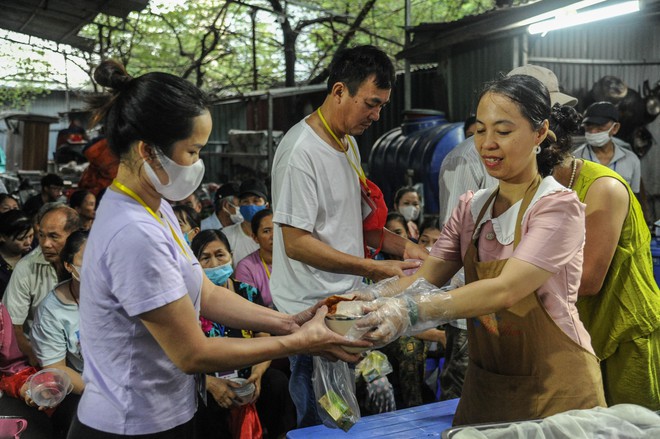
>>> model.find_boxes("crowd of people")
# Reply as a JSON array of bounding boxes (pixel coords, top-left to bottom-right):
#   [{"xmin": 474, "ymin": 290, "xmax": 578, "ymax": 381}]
[{"xmin": 0, "ymin": 43, "xmax": 658, "ymax": 439}]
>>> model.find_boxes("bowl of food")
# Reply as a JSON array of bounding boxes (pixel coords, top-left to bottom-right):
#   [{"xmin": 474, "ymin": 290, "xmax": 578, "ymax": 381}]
[
  {"xmin": 324, "ymin": 295, "xmax": 370, "ymax": 353},
  {"xmin": 27, "ymin": 368, "xmax": 73, "ymax": 408},
  {"xmin": 228, "ymin": 377, "xmax": 256, "ymax": 406}
]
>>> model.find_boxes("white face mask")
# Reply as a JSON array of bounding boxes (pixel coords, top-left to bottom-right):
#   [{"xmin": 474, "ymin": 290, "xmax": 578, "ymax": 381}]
[
  {"xmin": 224, "ymin": 203, "xmax": 243, "ymax": 224},
  {"xmin": 585, "ymin": 126, "xmax": 613, "ymax": 148},
  {"xmin": 400, "ymin": 205, "xmax": 420, "ymax": 222},
  {"xmin": 144, "ymin": 151, "xmax": 205, "ymax": 202}
]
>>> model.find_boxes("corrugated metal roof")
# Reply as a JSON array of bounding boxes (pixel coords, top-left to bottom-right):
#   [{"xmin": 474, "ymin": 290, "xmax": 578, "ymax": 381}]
[
  {"xmin": 400, "ymin": 0, "xmax": 660, "ymax": 64},
  {"xmin": 0, "ymin": 0, "xmax": 148, "ymax": 51}
]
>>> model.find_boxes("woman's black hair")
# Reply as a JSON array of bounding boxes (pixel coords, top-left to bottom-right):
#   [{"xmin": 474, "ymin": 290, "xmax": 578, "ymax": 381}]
[
  {"xmin": 550, "ymin": 103, "xmax": 583, "ymax": 156},
  {"xmin": 0, "ymin": 210, "xmax": 33, "ymax": 241},
  {"xmin": 0, "ymin": 193, "xmax": 17, "ymax": 207},
  {"xmin": 463, "ymin": 115, "xmax": 477, "ymax": 135},
  {"xmin": 60, "ymin": 230, "xmax": 88, "ymax": 267},
  {"xmin": 393, "ymin": 186, "xmax": 419, "ymax": 208},
  {"xmin": 386, "ymin": 212, "xmax": 407, "ymax": 229},
  {"xmin": 419, "ymin": 217, "xmax": 441, "ymax": 236},
  {"xmin": 191, "ymin": 229, "xmax": 231, "ymax": 261},
  {"xmin": 250, "ymin": 209, "xmax": 273, "ymax": 236},
  {"xmin": 479, "ymin": 74, "xmax": 561, "ymax": 177},
  {"xmin": 69, "ymin": 190, "xmax": 93, "ymax": 210},
  {"xmin": 87, "ymin": 59, "xmax": 210, "ymax": 158},
  {"xmin": 173, "ymin": 205, "xmax": 201, "ymax": 230}
]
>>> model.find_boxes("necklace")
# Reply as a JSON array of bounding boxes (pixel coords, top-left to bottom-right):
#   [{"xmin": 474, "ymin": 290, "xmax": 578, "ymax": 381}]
[{"xmin": 567, "ymin": 157, "xmax": 577, "ymax": 190}]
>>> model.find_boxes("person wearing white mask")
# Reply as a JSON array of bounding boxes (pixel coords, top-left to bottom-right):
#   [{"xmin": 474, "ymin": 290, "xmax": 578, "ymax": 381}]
[
  {"xmin": 200, "ymin": 182, "xmax": 241, "ymax": 231},
  {"xmin": 573, "ymin": 101, "xmax": 641, "ymax": 195},
  {"xmin": 69, "ymin": 60, "xmax": 367, "ymax": 439},
  {"xmin": 393, "ymin": 186, "xmax": 422, "ymax": 241}
]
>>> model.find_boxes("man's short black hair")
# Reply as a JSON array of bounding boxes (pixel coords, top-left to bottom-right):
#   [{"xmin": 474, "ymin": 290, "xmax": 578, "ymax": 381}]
[
  {"xmin": 326, "ymin": 45, "xmax": 395, "ymax": 95},
  {"xmin": 41, "ymin": 173, "xmax": 64, "ymax": 189}
]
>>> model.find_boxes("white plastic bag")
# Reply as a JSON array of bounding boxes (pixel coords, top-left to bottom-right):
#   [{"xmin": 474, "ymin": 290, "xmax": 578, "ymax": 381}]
[{"xmin": 312, "ymin": 357, "xmax": 361, "ymax": 432}]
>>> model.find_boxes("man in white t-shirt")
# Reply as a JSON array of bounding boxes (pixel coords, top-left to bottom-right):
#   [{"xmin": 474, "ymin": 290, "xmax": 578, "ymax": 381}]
[
  {"xmin": 270, "ymin": 45, "xmax": 427, "ymax": 427},
  {"xmin": 221, "ymin": 179, "xmax": 268, "ymax": 266}
]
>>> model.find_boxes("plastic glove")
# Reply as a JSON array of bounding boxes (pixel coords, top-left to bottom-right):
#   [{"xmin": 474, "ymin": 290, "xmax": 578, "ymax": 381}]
[
  {"xmin": 353, "ymin": 296, "xmax": 412, "ymax": 346},
  {"xmin": 341, "ymin": 276, "xmax": 401, "ymax": 301}
]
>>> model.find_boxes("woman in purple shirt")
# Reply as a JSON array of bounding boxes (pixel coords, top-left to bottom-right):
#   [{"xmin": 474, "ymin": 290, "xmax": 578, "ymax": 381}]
[{"xmin": 68, "ymin": 60, "xmax": 366, "ymax": 439}]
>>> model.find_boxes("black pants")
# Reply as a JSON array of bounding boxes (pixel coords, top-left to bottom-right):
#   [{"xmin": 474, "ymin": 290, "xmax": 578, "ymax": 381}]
[
  {"xmin": 195, "ymin": 367, "xmax": 296, "ymax": 438},
  {"xmin": 67, "ymin": 413, "xmax": 195, "ymax": 439}
]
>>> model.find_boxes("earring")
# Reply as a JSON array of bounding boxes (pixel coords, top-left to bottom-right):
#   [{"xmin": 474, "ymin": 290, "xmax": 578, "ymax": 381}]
[{"xmin": 534, "ymin": 145, "xmax": 541, "ymax": 154}]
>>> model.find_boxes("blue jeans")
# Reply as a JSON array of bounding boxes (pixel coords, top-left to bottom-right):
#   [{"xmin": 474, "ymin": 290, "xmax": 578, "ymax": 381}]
[{"xmin": 288, "ymin": 354, "xmax": 322, "ymax": 428}]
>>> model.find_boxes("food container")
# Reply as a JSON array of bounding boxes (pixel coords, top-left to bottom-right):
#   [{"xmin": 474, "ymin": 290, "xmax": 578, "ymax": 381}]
[
  {"xmin": 26, "ymin": 368, "xmax": 73, "ymax": 408},
  {"xmin": 325, "ymin": 316, "xmax": 370, "ymax": 353},
  {"xmin": 229, "ymin": 377, "xmax": 256, "ymax": 406}
]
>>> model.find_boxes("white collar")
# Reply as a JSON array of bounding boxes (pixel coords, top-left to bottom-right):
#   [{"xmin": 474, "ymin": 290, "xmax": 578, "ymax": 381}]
[{"xmin": 470, "ymin": 176, "xmax": 569, "ymax": 245}]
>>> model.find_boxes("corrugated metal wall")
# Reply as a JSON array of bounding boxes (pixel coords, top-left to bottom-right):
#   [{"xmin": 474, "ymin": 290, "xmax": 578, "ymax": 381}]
[
  {"xmin": 526, "ymin": 15, "xmax": 660, "ymax": 111},
  {"xmin": 448, "ymin": 38, "xmax": 518, "ymax": 121},
  {"xmin": 442, "ymin": 12, "xmax": 660, "ymax": 117}
]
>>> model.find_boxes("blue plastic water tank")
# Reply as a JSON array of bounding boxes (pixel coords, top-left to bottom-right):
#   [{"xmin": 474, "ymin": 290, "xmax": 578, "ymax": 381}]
[{"xmin": 368, "ymin": 109, "xmax": 464, "ymax": 214}]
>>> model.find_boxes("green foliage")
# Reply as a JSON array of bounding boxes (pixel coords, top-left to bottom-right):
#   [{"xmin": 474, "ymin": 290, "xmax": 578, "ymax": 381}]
[
  {"xmin": 0, "ymin": 52, "xmax": 51, "ymax": 111},
  {"xmin": 75, "ymin": 0, "xmax": 498, "ymax": 95}
]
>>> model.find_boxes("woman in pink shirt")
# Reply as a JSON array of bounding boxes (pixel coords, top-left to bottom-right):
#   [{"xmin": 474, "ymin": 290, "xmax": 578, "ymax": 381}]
[
  {"xmin": 355, "ymin": 74, "xmax": 605, "ymax": 425},
  {"xmin": 235, "ymin": 209, "xmax": 274, "ymax": 308}
]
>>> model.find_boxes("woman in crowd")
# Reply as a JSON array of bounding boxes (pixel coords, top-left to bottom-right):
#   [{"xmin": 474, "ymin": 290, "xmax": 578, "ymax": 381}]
[
  {"xmin": 0, "ymin": 193, "xmax": 19, "ymax": 213},
  {"xmin": 550, "ymin": 104, "xmax": 660, "ymax": 410},
  {"xmin": 0, "ymin": 210, "xmax": 34, "ymax": 298},
  {"xmin": 192, "ymin": 230, "xmax": 295, "ymax": 438},
  {"xmin": 31, "ymin": 230, "xmax": 87, "ymax": 437},
  {"xmin": 235, "ymin": 209, "xmax": 274, "ymax": 308},
  {"xmin": 32, "ymin": 230, "xmax": 87, "ymax": 393},
  {"xmin": 68, "ymin": 190, "xmax": 96, "ymax": 232},
  {"xmin": 69, "ymin": 59, "xmax": 363, "ymax": 439},
  {"xmin": 355, "ymin": 74, "xmax": 605, "ymax": 425},
  {"xmin": 173, "ymin": 204, "xmax": 201, "ymax": 247},
  {"xmin": 0, "ymin": 302, "xmax": 54, "ymax": 439},
  {"xmin": 417, "ymin": 217, "xmax": 442, "ymax": 250},
  {"xmin": 393, "ymin": 186, "xmax": 422, "ymax": 241}
]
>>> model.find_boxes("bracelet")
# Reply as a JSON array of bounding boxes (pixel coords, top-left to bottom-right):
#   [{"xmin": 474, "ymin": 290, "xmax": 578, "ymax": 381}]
[{"xmin": 404, "ymin": 296, "xmax": 419, "ymax": 326}]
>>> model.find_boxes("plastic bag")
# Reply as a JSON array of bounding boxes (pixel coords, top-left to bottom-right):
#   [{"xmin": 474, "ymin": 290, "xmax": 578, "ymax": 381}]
[
  {"xmin": 355, "ymin": 351, "xmax": 393, "ymax": 383},
  {"xmin": 229, "ymin": 403, "xmax": 263, "ymax": 439},
  {"xmin": 312, "ymin": 357, "xmax": 360, "ymax": 432}
]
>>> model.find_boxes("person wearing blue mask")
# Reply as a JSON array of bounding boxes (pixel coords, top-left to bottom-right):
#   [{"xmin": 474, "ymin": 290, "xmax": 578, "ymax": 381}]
[
  {"xmin": 191, "ymin": 230, "xmax": 296, "ymax": 438},
  {"xmin": 221, "ymin": 179, "xmax": 269, "ymax": 267},
  {"xmin": 173, "ymin": 205, "xmax": 201, "ymax": 247}
]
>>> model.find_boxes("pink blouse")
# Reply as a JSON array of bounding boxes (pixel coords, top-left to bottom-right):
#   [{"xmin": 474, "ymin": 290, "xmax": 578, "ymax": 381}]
[{"xmin": 431, "ymin": 183, "xmax": 595, "ymax": 354}]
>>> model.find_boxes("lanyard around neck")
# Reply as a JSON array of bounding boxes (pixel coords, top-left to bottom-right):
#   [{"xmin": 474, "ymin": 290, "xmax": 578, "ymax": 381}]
[
  {"xmin": 112, "ymin": 180, "xmax": 191, "ymax": 260},
  {"xmin": 260, "ymin": 254, "xmax": 271, "ymax": 279},
  {"xmin": 317, "ymin": 108, "xmax": 367, "ymax": 186}
]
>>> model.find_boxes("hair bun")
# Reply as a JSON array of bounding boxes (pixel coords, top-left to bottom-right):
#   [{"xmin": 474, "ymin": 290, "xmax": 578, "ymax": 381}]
[{"xmin": 93, "ymin": 60, "xmax": 133, "ymax": 92}]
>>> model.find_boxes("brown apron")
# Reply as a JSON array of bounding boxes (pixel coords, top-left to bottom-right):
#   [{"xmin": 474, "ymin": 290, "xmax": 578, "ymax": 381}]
[{"xmin": 453, "ymin": 177, "xmax": 606, "ymax": 425}]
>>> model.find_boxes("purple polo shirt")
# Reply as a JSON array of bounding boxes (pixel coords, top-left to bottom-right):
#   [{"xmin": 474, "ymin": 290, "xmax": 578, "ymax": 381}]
[{"xmin": 77, "ymin": 190, "xmax": 203, "ymax": 435}]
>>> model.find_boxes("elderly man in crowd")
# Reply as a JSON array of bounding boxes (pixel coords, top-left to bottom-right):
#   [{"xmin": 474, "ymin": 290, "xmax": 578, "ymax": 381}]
[
  {"xmin": 201, "ymin": 182, "xmax": 241, "ymax": 231},
  {"xmin": 2, "ymin": 203, "xmax": 80, "ymax": 366}
]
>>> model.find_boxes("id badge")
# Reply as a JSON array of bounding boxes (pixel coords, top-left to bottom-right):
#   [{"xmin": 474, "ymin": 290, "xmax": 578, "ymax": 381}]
[{"xmin": 360, "ymin": 185, "xmax": 376, "ymax": 221}]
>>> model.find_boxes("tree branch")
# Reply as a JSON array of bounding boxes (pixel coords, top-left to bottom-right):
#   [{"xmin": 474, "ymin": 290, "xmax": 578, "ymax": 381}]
[{"xmin": 309, "ymin": 0, "xmax": 378, "ymax": 85}]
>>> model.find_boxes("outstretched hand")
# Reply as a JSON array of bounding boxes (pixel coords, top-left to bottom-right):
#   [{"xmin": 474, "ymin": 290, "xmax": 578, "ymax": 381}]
[
  {"xmin": 297, "ymin": 305, "xmax": 372, "ymax": 363},
  {"xmin": 353, "ymin": 297, "xmax": 412, "ymax": 346}
]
